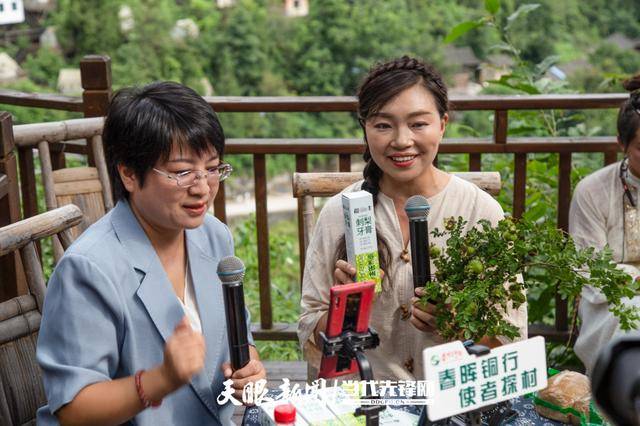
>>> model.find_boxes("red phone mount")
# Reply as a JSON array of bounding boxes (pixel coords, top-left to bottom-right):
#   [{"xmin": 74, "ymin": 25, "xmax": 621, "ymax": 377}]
[
  {"xmin": 317, "ymin": 281, "xmax": 385, "ymax": 425},
  {"xmin": 318, "ymin": 281, "xmax": 376, "ymax": 378}
]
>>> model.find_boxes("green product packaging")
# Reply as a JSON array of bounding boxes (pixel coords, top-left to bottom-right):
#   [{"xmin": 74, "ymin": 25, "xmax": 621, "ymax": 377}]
[{"xmin": 342, "ymin": 191, "xmax": 382, "ymax": 293}]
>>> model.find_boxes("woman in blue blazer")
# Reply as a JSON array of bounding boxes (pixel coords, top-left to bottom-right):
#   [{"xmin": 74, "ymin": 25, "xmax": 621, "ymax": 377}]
[{"xmin": 36, "ymin": 81, "xmax": 266, "ymax": 425}]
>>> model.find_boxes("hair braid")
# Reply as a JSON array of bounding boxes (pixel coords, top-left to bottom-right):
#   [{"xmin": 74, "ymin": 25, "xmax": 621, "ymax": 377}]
[{"xmin": 618, "ymin": 73, "xmax": 640, "ymax": 150}]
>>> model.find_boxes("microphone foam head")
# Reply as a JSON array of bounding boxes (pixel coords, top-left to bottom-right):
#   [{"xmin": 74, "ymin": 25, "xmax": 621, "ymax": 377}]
[
  {"xmin": 217, "ymin": 256, "xmax": 245, "ymax": 283},
  {"xmin": 404, "ymin": 195, "xmax": 430, "ymax": 219}
]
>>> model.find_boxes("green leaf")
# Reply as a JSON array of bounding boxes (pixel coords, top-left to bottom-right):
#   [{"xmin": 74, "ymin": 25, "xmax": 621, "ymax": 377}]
[
  {"xmin": 485, "ymin": 0, "xmax": 500, "ymax": 15},
  {"xmin": 505, "ymin": 4, "xmax": 541, "ymax": 31},
  {"xmin": 523, "ymin": 203, "xmax": 548, "ymax": 222},
  {"xmin": 508, "ymin": 125, "xmax": 541, "ymax": 135},
  {"xmin": 444, "ymin": 20, "xmax": 483, "ymax": 44},
  {"xmin": 513, "ymin": 82, "xmax": 541, "ymax": 94},
  {"xmin": 488, "ymin": 42, "xmax": 519, "ymax": 57},
  {"xmin": 486, "ymin": 77, "xmax": 539, "ymax": 94},
  {"xmin": 535, "ymin": 55, "xmax": 560, "ymax": 76}
]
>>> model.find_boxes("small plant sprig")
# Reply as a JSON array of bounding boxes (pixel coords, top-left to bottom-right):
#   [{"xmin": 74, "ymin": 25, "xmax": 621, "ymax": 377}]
[{"xmin": 422, "ymin": 216, "xmax": 640, "ymax": 342}]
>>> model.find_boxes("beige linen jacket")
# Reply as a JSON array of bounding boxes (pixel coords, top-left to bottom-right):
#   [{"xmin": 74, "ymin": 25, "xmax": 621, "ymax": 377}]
[{"xmin": 298, "ymin": 176, "xmax": 528, "ymax": 381}]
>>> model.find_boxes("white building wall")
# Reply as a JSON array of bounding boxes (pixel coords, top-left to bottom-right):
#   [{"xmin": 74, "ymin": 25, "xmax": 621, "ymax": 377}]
[
  {"xmin": 284, "ymin": 0, "xmax": 308, "ymax": 17},
  {"xmin": 0, "ymin": 0, "xmax": 25, "ymax": 25}
]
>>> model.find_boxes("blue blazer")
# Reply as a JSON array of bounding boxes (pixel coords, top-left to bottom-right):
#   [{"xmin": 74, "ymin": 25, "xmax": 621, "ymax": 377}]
[{"xmin": 36, "ymin": 200, "xmax": 253, "ymax": 425}]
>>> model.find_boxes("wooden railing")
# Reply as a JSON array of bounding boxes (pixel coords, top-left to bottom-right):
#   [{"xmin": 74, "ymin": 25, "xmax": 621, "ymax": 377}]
[
  {"xmin": 0, "ymin": 55, "xmax": 628, "ymax": 343},
  {"xmin": 0, "ymin": 112, "xmax": 23, "ymax": 302}
]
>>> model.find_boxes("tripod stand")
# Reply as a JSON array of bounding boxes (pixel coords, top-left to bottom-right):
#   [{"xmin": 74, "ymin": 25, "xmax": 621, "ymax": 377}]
[{"xmin": 319, "ymin": 327, "xmax": 386, "ymax": 426}]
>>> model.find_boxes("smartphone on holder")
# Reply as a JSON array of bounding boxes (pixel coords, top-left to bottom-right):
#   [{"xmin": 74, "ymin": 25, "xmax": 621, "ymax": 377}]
[{"xmin": 318, "ymin": 281, "xmax": 375, "ymax": 378}]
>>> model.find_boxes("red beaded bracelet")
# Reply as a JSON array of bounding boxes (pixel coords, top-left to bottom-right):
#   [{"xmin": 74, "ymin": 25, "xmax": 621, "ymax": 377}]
[{"xmin": 135, "ymin": 370, "xmax": 162, "ymax": 408}]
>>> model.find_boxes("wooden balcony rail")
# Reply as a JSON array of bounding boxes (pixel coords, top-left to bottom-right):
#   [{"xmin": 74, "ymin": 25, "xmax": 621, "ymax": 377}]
[
  {"xmin": 1, "ymin": 88, "xmax": 629, "ymax": 113},
  {"xmin": 7, "ymin": 115, "xmax": 620, "ymax": 342},
  {"xmin": 0, "ymin": 89, "xmax": 84, "ymax": 112},
  {"xmin": 0, "ymin": 55, "xmax": 630, "ymax": 344}
]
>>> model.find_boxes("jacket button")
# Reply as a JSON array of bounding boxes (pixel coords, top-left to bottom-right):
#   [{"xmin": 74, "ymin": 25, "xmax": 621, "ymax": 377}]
[
  {"xmin": 404, "ymin": 357, "xmax": 414, "ymax": 373},
  {"xmin": 400, "ymin": 304, "xmax": 411, "ymax": 320}
]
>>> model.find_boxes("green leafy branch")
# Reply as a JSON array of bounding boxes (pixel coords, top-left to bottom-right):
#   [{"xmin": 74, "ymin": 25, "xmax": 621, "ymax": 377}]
[
  {"xmin": 422, "ymin": 216, "xmax": 640, "ymax": 342},
  {"xmin": 444, "ymin": 1, "xmax": 570, "ymax": 137}
]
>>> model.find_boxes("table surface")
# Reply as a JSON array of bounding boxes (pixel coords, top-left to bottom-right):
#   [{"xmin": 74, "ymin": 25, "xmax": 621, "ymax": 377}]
[{"xmin": 242, "ymin": 392, "xmax": 565, "ymax": 425}]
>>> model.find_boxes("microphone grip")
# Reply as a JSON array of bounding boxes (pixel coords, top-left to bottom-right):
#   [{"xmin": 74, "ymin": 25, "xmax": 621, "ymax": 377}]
[
  {"xmin": 222, "ymin": 282, "xmax": 250, "ymax": 370},
  {"xmin": 409, "ymin": 219, "xmax": 431, "ymax": 289}
]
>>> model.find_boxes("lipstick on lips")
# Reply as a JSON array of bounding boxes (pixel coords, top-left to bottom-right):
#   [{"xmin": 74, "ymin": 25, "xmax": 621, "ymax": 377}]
[
  {"xmin": 184, "ymin": 202, "xmax": 207, "ymax": 216},
  {"xmin": 389, "ymin": 154, "xmax": 417, "ymax": 168}
]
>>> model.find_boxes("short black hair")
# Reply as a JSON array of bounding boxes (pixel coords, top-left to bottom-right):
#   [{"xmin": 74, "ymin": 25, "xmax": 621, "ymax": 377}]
[{"xmin": 102, "ymin": 81, "xmax": 225, "ymax": 200}]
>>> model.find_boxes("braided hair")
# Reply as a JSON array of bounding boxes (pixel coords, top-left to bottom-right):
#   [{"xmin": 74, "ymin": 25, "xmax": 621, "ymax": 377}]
[
  {"xmin": 618, "ymin": 74, "xmax": 640, "ymax": 150},
  {"xmin": 357, "ymin": 56, "xmax": 449, "ymax": 203}
]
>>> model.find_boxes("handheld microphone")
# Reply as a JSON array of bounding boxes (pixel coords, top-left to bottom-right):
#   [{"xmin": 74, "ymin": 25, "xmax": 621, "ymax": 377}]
[
  {"xmin": 404, "ymin": 195, "xmax": 431, "ymax": 290},
  {"xmin": 217, "ymin": 256, "xmax": 251, "ymax": 370}
]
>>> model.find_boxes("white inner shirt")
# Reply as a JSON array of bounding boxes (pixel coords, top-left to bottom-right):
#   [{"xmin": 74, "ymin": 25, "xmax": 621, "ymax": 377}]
[{"xmin": 179, "ymin": 262, "xmax": 203, "ymax": 334}]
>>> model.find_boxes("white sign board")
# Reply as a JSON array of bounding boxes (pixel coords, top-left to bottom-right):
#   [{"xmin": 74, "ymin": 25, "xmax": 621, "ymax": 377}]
[
  {"xmin": 423, "ymin": 336, "xmax": 547, "ymax": 421},
  {"xmin": 0, "ymin": 0, "xmax": 25, "ymax": 25}
]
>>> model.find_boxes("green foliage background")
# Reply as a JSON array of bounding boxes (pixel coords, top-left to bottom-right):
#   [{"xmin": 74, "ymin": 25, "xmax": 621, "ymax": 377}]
[{"xmin": 3, "ymin": 0, "xmax": 640, "ymax": 366}]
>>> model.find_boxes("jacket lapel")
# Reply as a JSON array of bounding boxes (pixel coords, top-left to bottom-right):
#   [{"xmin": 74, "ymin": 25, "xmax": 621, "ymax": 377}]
[
  {"xmin": 111, "ymin": 200, "xmax": 185, "ymax": 344},
  {"xmin": 186, "ymin": 229, "xmax": 228, "ymax": 413}
]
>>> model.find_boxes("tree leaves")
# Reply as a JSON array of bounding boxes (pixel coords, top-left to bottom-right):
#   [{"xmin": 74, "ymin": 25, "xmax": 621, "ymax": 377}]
[
  {"xmin": 484, "ymin": 0, "xmax": 500, "ymax": 15},
  {"xmin": 444, "ymin": 19, "xmax": 485, "ymax": 44},
  {"xmin": 424, "ymin": 217, "xmax": 639, "ymax": 342},
  {"xmin": 506, "ymin": 4, "xmax": 541, "ymax": 31}
]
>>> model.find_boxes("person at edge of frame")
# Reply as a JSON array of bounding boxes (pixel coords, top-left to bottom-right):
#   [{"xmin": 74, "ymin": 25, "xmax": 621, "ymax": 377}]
[{"xmin": 570, "ymin": 74, "xmax": 640, "ymax": 374}]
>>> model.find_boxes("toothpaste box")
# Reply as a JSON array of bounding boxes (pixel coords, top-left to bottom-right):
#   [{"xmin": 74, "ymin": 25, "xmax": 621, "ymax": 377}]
[
  {"xmin": 318, "ymin": 385, "xmax": 420, "ymax": 425},
  {"xmin": 342, "ymin": 191, "xmax": 382, "ymax": 293},
  {"xmin": 290, "ymin": 393, "xmax": 343, "ymax": 425},
  {"xmin": 257, "ymin": 386, "xmax": 420, "ymax": 425},
  {"xmin": 318, "ymin": 385, "xmax": 365, "ymax": 425}
]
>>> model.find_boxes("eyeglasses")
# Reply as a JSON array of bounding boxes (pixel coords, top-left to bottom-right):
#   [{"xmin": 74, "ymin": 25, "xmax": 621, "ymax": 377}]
[{"xmin": 152, "ymin": 163, "xmax": 233, "ymax": 188}]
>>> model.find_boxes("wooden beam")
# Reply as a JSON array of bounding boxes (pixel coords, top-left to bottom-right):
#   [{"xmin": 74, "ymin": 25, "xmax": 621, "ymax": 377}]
[
  {"xmin": 604, "ymin": 151, "xmax": 619, "ymax": 166},
  {"xmin": 17, "ymin": 146, "xmax": 37, "ymax": 219},
  {"xmin": 469, "ymin": 153, "xmax": 482, "ymax": 171},
  {"xmin": 253, "ymin": 154, "xmax": 272, "ymax": 330},
  {"xmin": 513, "ymin": 154, "xmax": 527, "ymax": 219},
  {"xmin": 0, "ymin": 205, "xmax": 83, "ymax": 257},
  {"xmin": 338, "ymin": 154, "xmax": 351, "ymax": 172},
  {"xmin": 0, "ymin": 89, "xmax": 83, "ymax": 112},
  {"xmin": 250, "ymin": 323, "xmax": 298, "ymax": 341},
  {"xmin": 528, "ymin": 324, "xmax": 572, "ymax": 343},
  {"xmin": 81, "ymin": 55, "xmax": 112, "ymax": 167},
  {"xmin": 13, "ymin": 117, "xmax": 104, "ymax": 147},
  {"xmin": 295, "ymin": 154, "xmax": 308, "ymax": 285},
  {"xmin": 0, "ymin": 112, "xmax": 23, "ymax": 301},
  {"xmin": 202, "ymin": 93, "xmax": 629, "ymax": 112},
  {"xmin": 292, "ymin": 171, "xmax": 501, "ymax": 197},
  {"xmin": 0, "ymin": 91, "xmax": 629, "ymax": 114},
  {"xmin": 494, "ymin": 110, "xmax": 508, "ymax": 144}
]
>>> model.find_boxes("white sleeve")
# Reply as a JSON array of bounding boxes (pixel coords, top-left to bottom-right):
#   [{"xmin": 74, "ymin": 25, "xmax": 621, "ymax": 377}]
[{"xmin": 569, "ymin": 179, "xmax": 608, "ymax": 252}]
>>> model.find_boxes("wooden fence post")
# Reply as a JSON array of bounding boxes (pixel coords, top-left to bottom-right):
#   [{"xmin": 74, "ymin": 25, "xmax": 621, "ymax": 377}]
[
  {"xmin": 80, "ymin": 55, "xmax": 112, "ymax": 165},
  {"xmin": 0, "ymin": 112, "xmax": 26, "ymax": 301}
]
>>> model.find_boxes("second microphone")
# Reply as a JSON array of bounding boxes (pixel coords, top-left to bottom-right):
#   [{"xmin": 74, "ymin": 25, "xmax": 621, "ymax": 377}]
[
  {"xmin": 404, "ymin": 195, "xmax": 431, "ymax": 290},
  {"xmin": 217, "ymin": 255, "xmax": 251, "ymax": 371}
]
